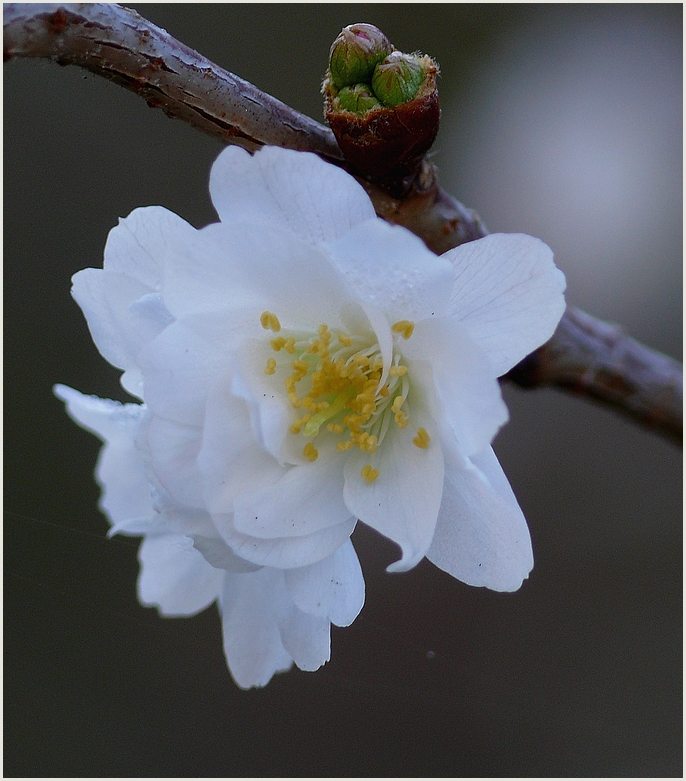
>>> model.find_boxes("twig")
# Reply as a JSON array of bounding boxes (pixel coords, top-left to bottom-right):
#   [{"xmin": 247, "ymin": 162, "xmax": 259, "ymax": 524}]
[
  {"xmin": 2, "ymin": 3, "xmax": 343, "ymax": 160},
  {"xmin": 4, "ymin": 3, "xmax": 682, "ymax": 445},
  {"xmin": 505, "ymin": 308, "xmax": 682, "ymax": 445}
]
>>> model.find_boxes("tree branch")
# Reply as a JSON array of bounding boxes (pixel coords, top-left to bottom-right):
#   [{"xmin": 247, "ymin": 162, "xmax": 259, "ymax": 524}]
[{"xmin": 4, "ymin": 3, "xmax": 682, "ymax": 445}]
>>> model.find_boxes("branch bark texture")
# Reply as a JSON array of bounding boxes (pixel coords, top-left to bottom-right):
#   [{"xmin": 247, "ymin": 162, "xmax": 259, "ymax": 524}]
[{"xmin": 4, "ymin": 3, "xmax": 682, "ymax": 445}]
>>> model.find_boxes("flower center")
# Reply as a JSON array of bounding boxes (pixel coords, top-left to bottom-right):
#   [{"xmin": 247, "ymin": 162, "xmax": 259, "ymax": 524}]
[{"xmin": 261, "ymin": 312, "xmax": 430, "ymax": 482}]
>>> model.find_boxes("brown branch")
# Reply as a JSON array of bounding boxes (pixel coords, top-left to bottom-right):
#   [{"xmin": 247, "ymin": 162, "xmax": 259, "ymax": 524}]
[
  {"xmin": 4, "ymin": 3, "xmax": 682, "ymax": 445},
  {"xmin": 505, "ymin": 308, "xmax": 682, "ymax": 445},
  {"xmin": 2, "ymin": 3, "xmax": 343, "ymax": 161}
]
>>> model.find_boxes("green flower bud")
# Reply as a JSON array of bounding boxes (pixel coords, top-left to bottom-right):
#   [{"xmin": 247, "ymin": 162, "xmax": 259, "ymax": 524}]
[
  {"xmin": 371, "ymin": 52, "xmax": 424, "ymax": 107},
  {"xmin": 329, "ymin": 23, "xmax": 393, "ymax": 88},
  {"xmin": 336, "ymin": 84, "xmax": 382, "ymax": 114}
]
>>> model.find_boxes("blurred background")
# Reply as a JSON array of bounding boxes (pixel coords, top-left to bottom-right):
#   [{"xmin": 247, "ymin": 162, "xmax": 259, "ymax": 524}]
[{"xmin": 5, "ymin": 4, "xmax": 681, "ymax": 776}]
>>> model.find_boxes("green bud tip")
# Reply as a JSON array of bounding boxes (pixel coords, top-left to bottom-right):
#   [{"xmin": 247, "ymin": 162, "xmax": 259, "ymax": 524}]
[
  {"xmin": 371, "ymin": 51, "xmax": 424, "ymax": 107},
  {"xmin": 335, "ymin": 84, "xmax": 383, "ymax": 114},
  {"xmin": 329, "ymin": 23, "xmax": 393, "ymax": 89}
]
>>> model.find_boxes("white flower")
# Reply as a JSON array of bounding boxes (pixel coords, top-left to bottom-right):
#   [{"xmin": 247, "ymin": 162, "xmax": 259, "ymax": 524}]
[
  {"xmin": 56, "ymin": 145, "xmax": 565, "ymax": 686},
  {"xmin": 54, "ymin": 385, "xmax": 365, "ymax": 688}
]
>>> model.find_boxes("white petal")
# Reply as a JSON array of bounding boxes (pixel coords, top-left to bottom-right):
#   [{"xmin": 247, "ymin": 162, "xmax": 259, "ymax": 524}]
[
  {"xmin": 137, "ymin": 533, "xmax": 224, "ymax": 616},
  {"xmin": 198, "ymin": 377, "xmax": 287, "ymax": 514},
  {"xmin": 103, "ymin": 205, "xmax": 196, "ymax": 286},
  {"xmin": 192, "ymin": 535, "xmax": 262, "ymax": 573},
  {"xmin": 402, "ymin": 317, "xmax": 509, "ymax": 457},
  {"xmin": 209, "ymin": 145, "xmax": 376, "ymax": 245},
  {"xmin": 220, "ymin": 568, "xmax": 293, "ymax": 688},
  {"xmin": 325, "ymin": 219, "xmax": 454, "ymax": 323},
  {"xmin": 343, "ymin": 409, "xmax": 444, "ymax": 572},
  {"xmin": 426, "ymin": 445, "xmax": 533, "ymax": 592},
  {"xmin": 213, "ymin": 513, "xmax": 357, "ymax": 570},
  {"xmin": 285, "ymin": 539, "xmax": 365, "ymax": 626},
  {"xmin": 444, "ymin": 233, "xmax": 566, "ymax": 376},
  {"xmin": 231, "ymin": 340, "xmax": 312, "ymax": 466},
  {"xmin": 278, "ymin": 606, "xmax": 331, "ymax": 672},
  {"xmin": 53, "ymin": 385, "xmax": 154, "ymax": 529},
  {"xmin": 162, "ymin": 221, "xmax": 353, "ymax": 332},
  {"xmin": 141, "ymin": 416, "xmax": 204, "ymax": 510},
  {"xmin": 71, "ymin": 270, "xmax": 157, "ymax": 381},
  {"xmin": 138, "ymin": 320, "xmax": 230, "ymax": 426},
  {"xmin": 233, "ymin": 453, "xmax": 353, "ymax": 539}
]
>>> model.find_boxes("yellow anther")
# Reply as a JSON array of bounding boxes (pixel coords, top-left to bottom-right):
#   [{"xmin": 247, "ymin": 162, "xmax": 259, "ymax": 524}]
[
  {"xmin": 412, "ymin": 427, "xmax": 431, "ymax": 449},
  {"xmin": 392, "ymin": 320, "xmax": 415, "ymax": 340},
  {"xmin": 327, "ymin": 423, "xmax": 344, "ymax": 434},
  {"xmin": 361, "ymin": 465, "xmax": 379, "ymax": 483},
  {"xmin": 292, "ymin": 359, "xmax": 309, "ymax": 373},
  {"xmin": 395, "ymin": 411, "xmax": 409, "ymax": 429},
  {"xmin": 337, "ymin": 440, "xmax": 354, "ymax": 452},
  {"xmin": 264, "ymin": 358, "xmax": 277, "ymax": 375},
  {"xmin": 270, "ymin": 337, "xmax": 286, "ymax": 351},
  {"xmin": 379, "ymin": 385, "xmax": 390, "ymax": 397},
  {"xmin": 389, "ymin": 365, "xmax": 408, "ymax": 377},
  {"xmin": 318, "ymin": 324, "xmax": 332, "ymax": 343},
  {"xmin": 338, "ymin": 333, "xmax": 352, "ymax": 347},
  {"xmin": 289, "ymin": 422, "xmax": 302, "ymax": 435},
  {"xmin": 260, "ymin": 311, "xmax": 281, "ymax": 332},
  {"xmin": 303, "ymin": 442, "xmax": 319, "ymax": 462},
  {"xmin": 284, "ymin": 337, "xmax": 296, "ymax": 354},
  {"xmin": 391, "ymin": 396, "xmax": 404, "ymax": 413}
]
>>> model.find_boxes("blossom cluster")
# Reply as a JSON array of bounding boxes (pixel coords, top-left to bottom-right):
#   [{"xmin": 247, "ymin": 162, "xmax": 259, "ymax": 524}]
[{"xmin": 56, "ymin": 145, "xmax": 565, "ymax": 688}]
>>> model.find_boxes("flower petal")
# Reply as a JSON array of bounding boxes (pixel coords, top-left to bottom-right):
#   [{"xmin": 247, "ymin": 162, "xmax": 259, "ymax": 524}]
[
  {"xmin": 141, "ymin": 416, "xmax": 204, "ymax": 510},
  {"xmin": 103, "ymin": 205, "xmax": 195, "ymax": 286},
  {"xmin": 231, "ymin": 340, "xmax": 313, "ymax": 466},
  {"xmin": 220, "ymin": 568, "xmax": 293, "ymax": 688},
  {"xmin": 285, "ymin": 539, "xmax": 365, "ymax": 626},
  {"xmin": 209, "ymin": 145, "xmax": 376, "ymax": 245},
  {"xmin": 53, "ymin": 385, "xmax": 153, "ymax": 529},
  {"xmin": 343, "ymin": 409, "xmax": 444, "ymax": 572},
  {"xmin": 192, "ymin": 535, "xmax": 262, "ymax": 573},
  {"xmin": 278, "ymin": 606, "xmax": 331, "ymax": 672},
  {"xmin": 213, "ymin": 513, "xmax": 357, "ymax": 570},
  {"xmin": 325, "ymin": 218, "xmax": 454, "ymax": 323},
  {"xmin": 233, "ymin": 453, "xmax": 353, "ymax": 539},
  {"xmin": 71, "ymin": 270, "xmax": 164, "ymax": 397},
  {"xmin": 137, "ymin": 533, "xmax": 224, "ymax": 616},
  {"xmin": 444, "ymin": 233, "xmax": 566, "ymax": 376},
  {"xmin": 426, "ymin": 445, "xmax": 533, "ymax": 592},
  {"xmin": 162, "ymin": 221, "xmax": 353, "ymax": 332},
  {"xmin": 198, "ymin": 376, "xmax": 287, "ymax": 514},
  {"xmin": 402, "ymin": 317, "xmax": 509, "ymax": 457},
  {"xmin": 138, "ymin": 320, "xmax": 230, "ymax": 426}
]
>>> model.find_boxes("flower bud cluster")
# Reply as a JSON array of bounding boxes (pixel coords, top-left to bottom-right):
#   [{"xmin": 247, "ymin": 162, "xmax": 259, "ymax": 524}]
[
  {"xmin": 322, "ymin": 23, "xmax": 440, "ymax": 189},
  {"xmin": 326, "ymin": 23, "xmax": 432, "ymax": 114}
]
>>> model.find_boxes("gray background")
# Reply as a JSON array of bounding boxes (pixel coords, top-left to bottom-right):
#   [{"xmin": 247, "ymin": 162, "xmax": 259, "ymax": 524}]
[{"xmin": 5, "ymin": 4, "xmax": 681, "ymax": 776}]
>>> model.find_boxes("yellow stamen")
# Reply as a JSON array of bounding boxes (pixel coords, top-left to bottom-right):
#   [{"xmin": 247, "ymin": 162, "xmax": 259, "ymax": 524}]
[
  {"xmin": 361, "ymin": 465, "xmax": 379, "ymax": 483},
  {"xmin": 270, "ymin": 337, "xmax": 286, "ymax": 351},
  {"xmin": 338, "ymin": 333, "xmax": 352, "ymax": 346},
  {"xmin": 283, "ymin": 337, "xmax": 296, "ymax": 354},
  {"xmin": 337, "ymin": 440, "xmax": 354, "ymax": 452},
  {"xmin": 264, "ymin": 358, "xmax": 277, "ymax": 375},
  {"xmin": 395, "ymin": 411, "xmax": 409, "ymax": 429},
  {"xmin": 260, "ymin": 311, "xmax": 281, "ymax": 332},
  {"xmin": 303, "ymin": 388, "xmax": 355, "ymax": 437},
  {"xmin": 379, "ymin": 385, "xmax": 390, "ymax": 397},
  {"xmin": 392, "ymin": 320, "xmax": 415, "ymax": 340},
  {"xmin": 412, "ymin": 427, "xmax": 431, "ymax": 449},
  {"xmin": 389, "ymin": 365, "xmax": 408, "ymax": 377},
  {"xmin": 303, "ymin": 442, "xmax": 318, "ymax": 462}
]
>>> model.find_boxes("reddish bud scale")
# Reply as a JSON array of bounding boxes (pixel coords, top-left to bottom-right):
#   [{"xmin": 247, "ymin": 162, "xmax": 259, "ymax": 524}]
[{"xmin": 324, "ymin": 58, "xmax": 440, "ymax": 194}]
